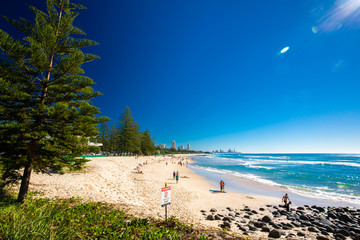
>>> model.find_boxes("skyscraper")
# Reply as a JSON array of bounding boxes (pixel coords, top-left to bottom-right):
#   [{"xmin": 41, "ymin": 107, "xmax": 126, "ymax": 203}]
[
  {"xmin": 187, "ymin": 144, "xmax": 190, "ymax": 150},
  {"xmin": 172, "ymin": 140, "xmax": 176, "ymax": 149}
]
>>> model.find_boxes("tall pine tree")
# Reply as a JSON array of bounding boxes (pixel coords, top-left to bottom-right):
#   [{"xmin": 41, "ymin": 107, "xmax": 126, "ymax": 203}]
[
  {"xmin": 140, "ymin": 130, "xmax": 156, "ymax": 156},
  {"xmin": 117, "ymin": 106, "xmax": 140, "ymax": 154},
  {"xmin": 0, "ymin": 0, "xmax": 107, "ymax": 202}
]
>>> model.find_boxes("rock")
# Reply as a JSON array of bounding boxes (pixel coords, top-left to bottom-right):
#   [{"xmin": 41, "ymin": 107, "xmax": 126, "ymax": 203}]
[
  {"xmin": 316, "ymin": 207, "xmax": 325, "ymax": 213},
  {"xmin": 300, "ymin": 215, "xmax": 309, "ymax": 221},
  {"xmin": 244, "ymin": 215, "xmax": 250, "ymax": 219},
  {"xmin": 268, "ymin": 229, "xmax": 282, "ymax": 238},
  {"xmin": 339, "ymin": 213, "xmax": 352, "ymax": 223},
  {"xmin": 333, "ymin": 233, "xmax": 346, "ymax": 240},
  {"xmin": 223, "ymin": 221, "xmax": 231, "ymax": 228},
  {"xmin": 217, "ymin": 214, "xmax": 224, "ymax": 217},
  {"xmin": 336, "ymin": 229, "xmax": 350, "ymax": 237},
  {"xmin": 261, "ymin": 226, "xmax": 271, "ymax": 232},
  {"xmin": 321, "ymin": 231, "xmax": 329, "ymax": 236},
  {"xmin": 266, "ymin": 205, "xmax": 272, "ymax": 207},
  {"xmin": 226, "ymin": 207, "xmax": 234, "ymax": 211},
  {"xmin": 297, "ymin": 231, "xmax": 305, "ymax": 236},
  {"xmin": 200, "ymin": 210, "xmax": 206, "ymax": 213},
  {"xmin": 328, "ymin": 211, "xmax": 337, "ymax": 219},
  {"xmin": 222, "ymin": 216, "xmax": 232, "ymax": 222},
  {"xmin": 262, "ymin": 215, "xmax": 272, "ymax": 222},
  {"xmin": 282, "ymin": 225, "xmax": 292, "ymax": 230},
  {"xmin": 251, "ymin": 210, "xmax": 258, "ymax": 214},
  {"xmin": 286, "ymin": 233, "xmax": 296, "ymax": 238},
  {"xmin": 248, "ymin": 224, "xmax": 257, "ymax": 231},
  {"xmin": 228, "ymin": 213, "xmax": 234, "ymax": 217},
  {"xmin": 273, "ymin": 206, "xmax": 279, "ymax": 209},
  {"xmin": 308, "ymin": 227, "xmax": 319, "ymax": 232},
  {"xmin": 238, "ymin": 225, "xmax": 247, "ymax": 231},
  {"xmin": 210, "ymin": 208, "xmax": 217, "ymax": 212},
  {"xmin": 354, "ymin": 235, "xmax": 360, "ymax": 240},
  {"xmin": 297, "ymin": 206, "xmax": 305, "ymax": 210},
  {"xmin": 254, "ymin": 221, "xmax": 264, "ymax": 228},
  {"xmin": 214, "ymin": 214, "xmax": 222, "ymax": 220},
  {"xmin": 259, "ymin": 208, "xmax": 265, "ymax": 211},
  {"xmin": 206, "ymin": 215, "xmax": 214, "ymax": 220},
  {"xmin": 316, "ymin": 236, "xmax": 329, "ymax": 240}
]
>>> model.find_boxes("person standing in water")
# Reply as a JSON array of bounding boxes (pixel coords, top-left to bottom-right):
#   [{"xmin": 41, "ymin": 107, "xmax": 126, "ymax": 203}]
[{"xmin": 220, "ymin": 180, "xmax": 225, "ymax": 192}]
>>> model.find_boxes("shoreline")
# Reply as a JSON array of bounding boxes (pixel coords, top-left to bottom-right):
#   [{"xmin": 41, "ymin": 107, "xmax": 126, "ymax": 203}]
[{"xmin": 26, "ymin": 155, "xmax": 360, "ymax": 239}]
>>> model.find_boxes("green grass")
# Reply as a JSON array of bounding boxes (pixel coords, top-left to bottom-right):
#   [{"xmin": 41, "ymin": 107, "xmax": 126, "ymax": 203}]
[{"xmin": 0, "ymin": 196, "xmax": 213, "ymax": 240}]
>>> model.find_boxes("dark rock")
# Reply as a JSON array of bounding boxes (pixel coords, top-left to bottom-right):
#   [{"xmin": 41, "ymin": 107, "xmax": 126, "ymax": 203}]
[
  {"xmin": 297, "ymin": 231, "xmax": 305, "ymax": 236},
  {"xmin": 261, "ymin": 226, "xmax": 271, "ymax": 232},
  {"xmin": 217, "ymin": 214, "xmax": 224, "ymax": 217},
  {"xmin": 333, "ymin": 233, "xmax": 346, "ymax": 240},
  {"xmin": 244, "ymin": 215, "xmax": 250, "ymax": 219},
  {"xmin": 248, "ymin": 224, "xmax": 257, "ymax": 231},
  {"xmin": 316, "ymin": 206, "xmax": 325, "ymax": 213},
  {"xmin": 223, "ymin": 221, "xmax": 231, "ymax": 228},
  {"xmin": 210, "ymin": 208, "xmax": 217, "ymax": 212},
  {"xmin": 308, "ymin": 226, "xmax": 319, "ymax": 232},
  {"xmin": 200, "ymin": 210, "xmax": 206, "ymax": 213},
  {"xmin": 244, "ymin": 207, "xmax": 251, "ymax": 212},
  {"xmin": 262, "ymin": 215, "xmax": 272, "ymax": 222},
  {"xmin": 268, "ymin": 229, "xmax": 282, "ymax": 238},
  {"xmin": 254, "ymin": 221, "xmax": 264, "ymax": 228},
  {"xmin": 222, "ymin": 216, "xmax": 232, "ymax": 222},
  {"xmin": 259, "ymin": 207, "xmax": 265, "ymax": 211},
  {"xmin": 328, "ymin": 211, "xmax": 337, "ymax": 219},
  {"xmin": 214, "ymin": 215, "xmax": 222, "ymax": 220},
  {"xmin": 226, "ymin": 207, "xmax": 233, "ymax": 211},
  {"xmin": 266, "ymin": 205, "xmax": 272, "ymax": 207},
  {"xmin": 354, "ymin": 235, "xmax": 360, "ymax": 240},
  {"xmin": 311, "ymin": 205, "xmax": 317, "ymax": 209},
  {"xmin": 282, "ymin": 225, "xmax": 292, "ymax": 230},
  {"xmin": 237, "ymin": 225, "xmax": 247, "ymax": 232},
  {"xmin": 349, "ymin": 227, "xmax": 360, "ymax": 234},
  {"xmin": 272, "ymin": 223, "xmax": 281, "ymax": 229},
  {"xmin": 206, "ymin": 215, "xmax": 214, "ymax": 220},
  {"xmin": 321, "ymin": 231, "xmax": 329, "ymax": 236},
  {"xmin": 300, "ymin": 215, "xmax": 310, "ymax": 221},
  {"xmin": 279, "ymin": 210, "xmax": 288, "ymax": 216},
  {"xmin": 247, "ymin": 212, "xmax": 253, "ymax": 216},
  {"xmin": 251, "ymin": 210, "xmax": 258, "ymax": 214},
  {"xmin": 339, "ymin": 213, "xmax": 352, "ymax": 223},
  {"xmin": 316, "ymin": 236, "xmax": 329, "ymax": 240},
  {"xmin": 286, "ymin": 234, "xmax": 296, "ymax": 238},
  {"xmin": 228, "ymin": 213, "xmax": 234, "ymax": 217},
  {"xmin": 273, "ymin": 206, "xmax": 279, "ymax": 209},
  {"xmin": 297, "ymin": 206, "xmax": 305, "ymax": 210},
  {"xmin": 291, "ymin": 222, "xmax": 301, "ymax": 227},
  {"xmin": 336, "ymin": 229, "xmax": 350, "ymax": 237}
]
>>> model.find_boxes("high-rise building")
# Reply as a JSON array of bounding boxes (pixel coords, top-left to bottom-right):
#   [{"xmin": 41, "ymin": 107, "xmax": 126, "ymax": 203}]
[
  {"xmin": 172, "ymin": 140, "xmax": 176, "ymax": 149},
  {"xmin": 187, "ymin": 144, "xmax": 190, "ymax": 150},
  {"xmin": 178, "ymin": 145, "xmax": 184, "ymax": 150}
]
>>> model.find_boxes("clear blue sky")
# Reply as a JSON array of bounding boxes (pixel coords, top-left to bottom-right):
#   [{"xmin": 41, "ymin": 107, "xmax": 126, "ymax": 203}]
[{"xmin": 2, "ymin": 0, "xmax": 360, "ymax": 153}]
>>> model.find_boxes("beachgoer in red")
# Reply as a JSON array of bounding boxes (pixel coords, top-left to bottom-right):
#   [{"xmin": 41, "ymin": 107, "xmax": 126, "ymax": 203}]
[{"xmin": 220, "ymin": 180, "xmax": 225, "ymax": 192}]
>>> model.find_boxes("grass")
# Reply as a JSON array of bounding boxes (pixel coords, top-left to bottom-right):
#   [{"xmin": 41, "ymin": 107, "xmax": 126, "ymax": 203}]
[{"xmin": 0, "ymin": 195, "xmax": 216, "ymax": 240}]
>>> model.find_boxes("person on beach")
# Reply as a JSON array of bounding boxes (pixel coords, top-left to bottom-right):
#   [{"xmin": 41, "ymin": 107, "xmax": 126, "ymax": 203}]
[
  {"xmin": 220, "ymin": 180, "xmax": 225, "ymax": 192},
  {"xmin": 176, "ymin": 171, "xmax": 179, "ymax": 183},
  {"xmin": 282, "ymin": 193, "xmax": 291, "ymax": 211},
  {"xmin": 173, "ymin": 171, "xmax": 176, "ymax": 179}
]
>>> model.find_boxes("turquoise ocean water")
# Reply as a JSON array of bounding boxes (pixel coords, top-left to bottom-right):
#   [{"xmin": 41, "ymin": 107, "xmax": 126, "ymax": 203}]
[{"xmin": 190, "ymin": 154, "xmax": 360, "ymax": 207}]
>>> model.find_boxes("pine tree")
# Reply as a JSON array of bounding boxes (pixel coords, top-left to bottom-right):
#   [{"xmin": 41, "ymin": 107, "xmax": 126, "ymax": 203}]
[
  {"xmin": 117, "ymin": 106, "xmax": 140, "ymax": 154},
  {"xmin": 0, "ymin": 0, "xmax": 107, "ymax": 203},
  {"xmin": 97, "ymin": 121, "xmax": 109, "ymax": 152},
  {"xmin": 140, "ymin": 130, "xmax": 156, "ymax": 156}
]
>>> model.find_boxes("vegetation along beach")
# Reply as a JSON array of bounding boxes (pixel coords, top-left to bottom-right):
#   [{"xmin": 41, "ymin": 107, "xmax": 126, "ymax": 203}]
[{"xmin": 1, "ymin": 0, "xmax": 360, "ymax": 239}]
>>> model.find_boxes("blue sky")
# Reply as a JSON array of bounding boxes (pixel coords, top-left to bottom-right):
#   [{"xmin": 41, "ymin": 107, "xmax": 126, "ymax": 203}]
[{"xmin": 2, "ymin": 0, "xmax": 360, "ymax": 153}]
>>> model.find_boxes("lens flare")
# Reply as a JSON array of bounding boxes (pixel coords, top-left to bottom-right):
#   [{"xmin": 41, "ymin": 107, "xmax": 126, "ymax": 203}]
[{"xmin": 280, "ymin": 46, "xmax": 290, "ymax": 54}]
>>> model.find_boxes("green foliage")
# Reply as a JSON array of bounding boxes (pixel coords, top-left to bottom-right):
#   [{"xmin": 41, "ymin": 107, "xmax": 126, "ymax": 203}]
[
  {"xmin": 140, "ymin": 130, "xmax": 156, "ymax": 156},
  {"xmin": 0, "ymin": 197, "xmax": 212, "ymax": 240},
  {"xmin": 0, "ymin": 0, "xmax": 108, "ymax": 202},
  {"xmin": 117, "ymin": 106, "xmax": 141, "ymax": 154}
]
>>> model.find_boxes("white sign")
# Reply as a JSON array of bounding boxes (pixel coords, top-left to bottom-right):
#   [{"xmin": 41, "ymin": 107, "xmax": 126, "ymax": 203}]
[{"xmin": 161, "ymin": 186, "xmax": 171, "ymax": 206}]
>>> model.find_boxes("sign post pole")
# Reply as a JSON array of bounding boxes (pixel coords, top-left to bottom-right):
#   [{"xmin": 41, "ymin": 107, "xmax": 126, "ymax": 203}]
[{"xmin": 161, "ymin": 182, "xmax": 171, "ymax": 221}]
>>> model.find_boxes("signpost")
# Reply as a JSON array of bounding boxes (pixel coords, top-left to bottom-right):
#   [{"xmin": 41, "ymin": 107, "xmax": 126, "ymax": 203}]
[{"xmin": 161, "ymin": 183, "xmax": 171, "ymax": 220}]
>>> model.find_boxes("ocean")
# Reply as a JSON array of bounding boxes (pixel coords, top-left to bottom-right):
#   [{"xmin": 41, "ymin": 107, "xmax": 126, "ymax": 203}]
[{"xmin": 190, "ymin": 153, "xmax": 360, "ymax": 208}]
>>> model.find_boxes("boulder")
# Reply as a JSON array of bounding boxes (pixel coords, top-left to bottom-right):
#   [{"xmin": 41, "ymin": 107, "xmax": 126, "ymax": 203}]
[
  {"xmin": 333, "ymin": 233, "xmax": 346, "ymax": 240},
  {"xmin": 222, "ymin": 216, "xmax": 232, "ymax": 222},
  {"xmin": 354, "ymin": 235, "xmax": 360, "ymax": 240},
  {"xmin": 223, "ymin": 221, "xmax": 231, "ymax": 228},
  {"xmin": 286, "ymin": 233, "xmax": 296, "ymax": 238},
  {"xmin": 308, "ymin": 227, "xmax": 319, "ymax": 232},
  {"xmin": 259, "ymin": 207, "xmax": 265, "ymax": 211},
  {"xmin": 336, "ymin": 229, "xmax": 350, "ymax": 237},
  {"xmin": 261, "ymin": 226, "xmax": 271, "ymax": 232},
  {"xmin": 262, "ymin": 215, "xmax": 272, "ymax": 222},
  {"xmin": 210, "ymin": 208, "xmax": 217, "ymax": 212},
  {"xmin": 214, "ymin": 214, "xmax": 222, "ymax": 220},
  {"xmin": 268, "ymin": 229, "xmax": 282, "ymax": 238},
  {"xmin": 316, "ymin": 236, "xmax": 329, "ymax": 240},
  {"xmin": 226, "ymin": 207, "xmax": 234, "ymax": 211},
  {"xmin": 339, "ymin": 213, "xmax": 352, "ymax": 223},
  {"xmin": 297, "ymin": 231, "xmax": 305, "ymax": 236},
  {"xmin": 206, "ymin": 215, "xmax": 214, "ymax": 220},
  {"xmin": 254, "ymin": 221, "xmax": 264, "ymax": 228}
]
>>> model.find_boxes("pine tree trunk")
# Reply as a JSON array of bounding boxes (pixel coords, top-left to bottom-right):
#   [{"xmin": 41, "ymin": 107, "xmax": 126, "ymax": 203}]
[{"xmin": 17, "ymin": 158, "xmax": 33, "ymax": 203}]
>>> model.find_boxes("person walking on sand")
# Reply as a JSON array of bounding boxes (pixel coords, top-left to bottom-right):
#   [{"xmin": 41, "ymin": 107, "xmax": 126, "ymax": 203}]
[
  {"xmin": 282, "ymin": 193, "xmax": 291, "ymax": 211},
  {"xmin": 173, "ymin": 171, "xmax": 175, "ymax": 180},
  {"xmin": 176, "ymin": 171, "xmax": 179, "ymax": 183},
  {"xmin": 220, "ymin": 180, "xmax": 225, "ymax": 192}
]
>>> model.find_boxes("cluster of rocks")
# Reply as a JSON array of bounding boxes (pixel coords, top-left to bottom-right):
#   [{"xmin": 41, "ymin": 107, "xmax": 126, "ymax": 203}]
[{"xmin": 202, "ymin": 205, "xmax": 360, "ymax": 239}]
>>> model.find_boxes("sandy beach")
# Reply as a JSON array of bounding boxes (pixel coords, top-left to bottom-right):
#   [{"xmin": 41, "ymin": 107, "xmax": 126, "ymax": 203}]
[{"xmin": 27, "ymin": 155, "xmax": 358, "ymax": 239}]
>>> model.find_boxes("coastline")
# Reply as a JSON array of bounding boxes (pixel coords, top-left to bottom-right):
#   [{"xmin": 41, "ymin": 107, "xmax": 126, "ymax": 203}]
[{"xmin": 27, "ymin": 155, "xmax": 360, "ymax": 239}]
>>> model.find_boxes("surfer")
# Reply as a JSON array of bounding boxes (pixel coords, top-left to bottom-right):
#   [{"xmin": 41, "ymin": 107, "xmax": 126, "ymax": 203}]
[
  {"xmin": 282, "ymin": 193, "xmax": 291, "ymax": 211},
  {"xmin": 220, "ymin": 180, "xmax": 225, "ymax": 192}
]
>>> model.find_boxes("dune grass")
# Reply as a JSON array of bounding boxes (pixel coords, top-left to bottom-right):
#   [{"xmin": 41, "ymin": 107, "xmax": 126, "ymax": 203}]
[{"xmin": 0, "ymin": 195, "xmax": 214, "ymax": 240}]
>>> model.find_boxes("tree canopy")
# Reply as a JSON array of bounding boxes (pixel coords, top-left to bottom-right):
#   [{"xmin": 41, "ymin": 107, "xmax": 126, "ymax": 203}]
[{"xmin": 0, "ymin": 0, "xmax": 107, "ymax": 203}]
